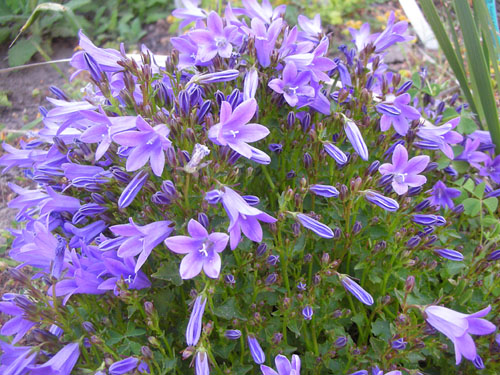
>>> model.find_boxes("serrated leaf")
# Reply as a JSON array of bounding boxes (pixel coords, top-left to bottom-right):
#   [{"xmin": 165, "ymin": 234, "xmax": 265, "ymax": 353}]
[
  {"xmin": 8, "ymin": 37, "xmax": 38, "ymax": 66},
  {"xmin": 371, "ymin": 319, "xmax": 391, "ymax": 340},
  {"xmin": 287, "ymin": 319, "xmax": 302, "ymax": 337},
  {"xmin": 151, "ymin": 262, "xmax": 183, "ymax": 286},
  {"xmin": 462, "ymin": 197, "xmax": 481, "ymax": 216}
]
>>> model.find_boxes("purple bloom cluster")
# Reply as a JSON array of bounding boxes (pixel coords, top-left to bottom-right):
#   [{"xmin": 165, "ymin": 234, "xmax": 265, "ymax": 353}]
[{"xmin": 0, "ymin": 1, "xmax": 497, "ymax": 374}]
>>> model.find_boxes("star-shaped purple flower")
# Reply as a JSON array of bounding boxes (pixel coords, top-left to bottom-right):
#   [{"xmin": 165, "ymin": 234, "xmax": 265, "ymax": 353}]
[
  {"xmin": 260, "ymin": 354, "xmax": 301, "ymax": 375},
  {"xmin": 377, "ymin": 94, "xmax": 420, "ymax": 136},
  {"xmin": 480, "ymin": 155, "xmax": 500, "ymax": 183},
  {"xmin": 188, "ymin": 11, "xmax": 239, "ymax": 62},
  {"xmin": 110, "ymin": 218, "xmax": 173, "ymax": 273},
  {"xmin": 379, "ymin": 144, "xmax": 429, "ymax": 195},
  {"xmin": 208, "ymin": 98, "xmax": 270, "ymax": 160},
  {"xmin": 164, "ymin": 219, "xmax": 229, "ymax": 279},
  {"xmin": 428, "ymin": 180, "xmax": 461, "ymax": 209},
  {"xmin": 216, "ymin": 187, "xmax": 277, "ymax": 250},
  {"xmin": 112, "ymin": 116, "xmax": 172, "ymax": 177},
  {"xmin": 268, "ymin": 62, "xmax": 314, "ymax": 107},
  {"xmin": 416, "ymin": 117, "xmax": 463, "ymax": 159}
]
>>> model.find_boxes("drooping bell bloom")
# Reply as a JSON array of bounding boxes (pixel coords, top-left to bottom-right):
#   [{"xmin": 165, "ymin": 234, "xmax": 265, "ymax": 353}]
[
  {"xmin": 260, "ymin": 354, "xmax": 301, "ymax": 375},
  {"xmin": 29, "ymin": 342, "xmax": 80, "ymax": 375},
  {"xmin": 208, "ymin": 98, "xmax": 270, "ymax": 160},
  {"xmin": 164, "ymin": 219, "xmax": 229, "ymax": 279},
  {"xmin": 379, "ymin": 144, "xmax": 429, "ymax": 195},
  {"xmin": 424, "ymin": 305, "xmax": 496, "ymax": 365},
  {"xmin": 219, "ymin": 187, "xmax": 276, "ymax": 249}
]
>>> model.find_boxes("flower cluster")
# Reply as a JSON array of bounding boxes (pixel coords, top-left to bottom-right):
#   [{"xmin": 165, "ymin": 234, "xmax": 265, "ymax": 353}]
[{"xmin": 0, "ymin": 1, "xmax": 499, "ymax": 374}]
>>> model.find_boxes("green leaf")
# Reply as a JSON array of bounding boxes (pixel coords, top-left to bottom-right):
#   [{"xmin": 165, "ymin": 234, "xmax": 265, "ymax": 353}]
[
  {"xmin": 0, "ymin": 91, "xmax": 11, "ymax": 107},
  {"xmin": 213, "ymin": 297, "xmax": 246, "ymax": 321},
  {"xmin": 455, "ymin": 0, "xmax": 500, "ymax": 153},
  {"xmin": 472, "ymin": 182, "xmax": 486, "ymax": 199},
  {"xmin": 151, "ymin": 262, "xmax": 183, "ymax": 286},
  {"xmin": 462, "ymin": 178, "xmax": 476, "ymax": 193},
  {"xmin": 456, "ymin": 117, "xmax": 478, "ymax": 134},
  {"xmin": 462, "ymin": 197, "xmax": 481, "ymax": 216},
  {"xmin": 371, "ymin": 319, "xmax": 391, "ymax": 340},
  {"xmin": 287, "ymin": 319, "xmax": 302, "ymax": 337},
  {"xmin": 484, "ymin": 197, "xmax": 498, "ymax": 213},
  {"xmin": 7, "ymin": 37, "xmax": 38, "ymax": 66},
  {"xmin": 419, "ymin": 0, "xmax": 477, "ymax": 115}
]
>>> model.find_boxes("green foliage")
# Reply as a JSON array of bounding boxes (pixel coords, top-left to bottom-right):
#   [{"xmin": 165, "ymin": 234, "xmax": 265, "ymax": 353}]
[
  {"xmin": 1, "ymin": 0, "xmax": 175, "ymax": 66},
  {"xmin": 420, "ymin": 0, "xmax": 500, "ymax": 154}
]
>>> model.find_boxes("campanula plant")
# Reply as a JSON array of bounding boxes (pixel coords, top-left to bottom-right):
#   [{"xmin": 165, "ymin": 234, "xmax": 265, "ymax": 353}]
[{"xmin": 0, "ymin": 1, "xmax": 499, "ymax": 374}]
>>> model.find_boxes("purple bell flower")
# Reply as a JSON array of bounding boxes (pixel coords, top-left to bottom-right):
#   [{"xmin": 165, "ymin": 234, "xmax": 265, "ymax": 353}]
[
  {"xmin": 379, "ymin": 144, "xmax": 429, "ymax": 195},
  {"xmin": 260, "ymin": 354, "xmax": 301, "ymax": 375},
  {"xmin": 195, "ymin": 351, "xmax": 210, "ymax": 375},
  {"xmin": 424, "ymin": 305, "xmax": 496, "ymax": 364},
  {"xmin": 225, "ymin": 329, "xmax": 242, "ymax": 340},
  {"xmin": 378, "ymin": 94, "xmax": 420, "ymax": 136},
  {"xmin": 164, "ymin": 219, "xmax": 229, "ymax": 279},
  {"xmin": 428, "ymin": 180, "xmax": 461, "ymax": 209},
  {"xmin": 220, "ymin": 187, "xmax": 277, "ymax": 250},
  {"xmin": 29, "ymin": 342, "xmax": 80, "ymax": 375},
  {"xmin": 117, "ymin": 170, "xmax": 149, "ymax": 209},
  {"xmin": 112, "ymin": 116, "xmax": 172, "ymax": 177},
  {"xmin": 208, "ymin": 98, "xmax": 270, "ymax": 161},
  {"xmin": 188, "ymin": 11, "xmax": 239, "ymax": 62},
  {"xmin": 110, "ymin": 218, "xmax": 173, "ymax": 272},
  {"xmin": 324, "ymin": 142, "xmax": 348, "ymax": 165},
  {"xmin": 268, "ymin": 62, "xmax": 314, "ymax": 106}
]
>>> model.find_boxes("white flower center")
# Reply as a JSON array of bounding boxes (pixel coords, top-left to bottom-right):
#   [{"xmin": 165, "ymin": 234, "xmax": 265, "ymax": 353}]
[
  {"xmin": 394, "ymin": 173, "xmax": 407, "ymax": 183},
  {"xmin": 215, "ymin": 37, "xmax": 228, "ymax": 48},
  {"xmin": 229, "ymin": 130, "xmax": 239, "ymax": 138}
]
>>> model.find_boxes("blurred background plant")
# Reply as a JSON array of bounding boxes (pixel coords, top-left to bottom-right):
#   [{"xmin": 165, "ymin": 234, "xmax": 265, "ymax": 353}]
[
  {"xmin": 420, "ymin": 0, "xmax": 500, "ymax": 154},
  {"xmin": 0, "ymin": 0, "xmax": 176, "ymax": 67}
]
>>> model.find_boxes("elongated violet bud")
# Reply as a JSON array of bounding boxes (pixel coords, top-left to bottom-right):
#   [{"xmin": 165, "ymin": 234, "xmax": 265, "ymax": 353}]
[
  {"xmin": 186, "ymin": 295, "xmax": 207, "ymax": 346},
  {"xmin": 118, "ymin": 170, "xmax": 148, "ymax": 209},
  {"xmin": 324, "ymin": 142, "xmax": 348, "ymax": 165},
  {"xmin": 340, "ymin": 274, "xmax": 374, "ymax": 305},
  {"xmin": 344, "ymin": 119, "xmax": 369, "ymax": 161},
  {"xmin": 309, "ymin": 184, "xmax": 340, "ymax": 198},
  {"xmin": 434, "ymin": 248, "xmax": 464, "ymax": 261},
  {"xmin": 296, "ymin": 213, "xmax": 334, "ymax": 238},
  {"xmin": 247, "ymin": 335, "xmax": 265, "ymax": 364},
  {"xmin": 363, "ymin": 190, "xmax": 399, "ymax": 212}
]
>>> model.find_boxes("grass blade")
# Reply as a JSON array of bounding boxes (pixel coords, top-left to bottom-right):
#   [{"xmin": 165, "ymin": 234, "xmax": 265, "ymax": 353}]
[
  {"xmin": 419, "ymin": 0, "xmax": 478, "ymax": 115},
  {"xmin": 455, "ymin": 0, "xmax": 500, "ymax": 153}
]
